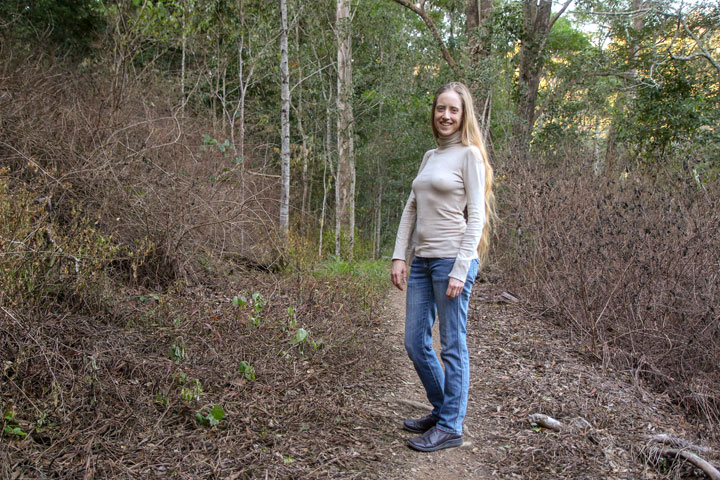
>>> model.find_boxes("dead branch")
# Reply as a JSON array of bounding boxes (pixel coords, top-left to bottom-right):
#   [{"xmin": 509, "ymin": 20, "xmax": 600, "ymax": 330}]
[
  {"xmin": 397, "ymin": 398, "xmax": 432, "ymax": 411},
  {"xmin": 647, "ymin": 446, "xmax": 720, "ymax": 480},
  {"xmin": 529, "ymin": 413, "xmax": 565, "ymax": 431},
  {"xmin": 648, "ymin": 434, "xmax": 716, "ymax": 455}
]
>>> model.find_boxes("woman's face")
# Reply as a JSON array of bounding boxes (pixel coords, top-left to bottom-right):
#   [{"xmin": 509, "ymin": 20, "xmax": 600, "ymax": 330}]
[{"xmin": 434, "ymin": 90, "xmax": 463, "ymax": 137}]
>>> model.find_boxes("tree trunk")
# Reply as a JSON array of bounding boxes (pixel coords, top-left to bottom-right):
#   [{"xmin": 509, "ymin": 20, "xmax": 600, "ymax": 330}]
[
  {"xmin": 279, "ymin": 0, "xmax": 291, "ymax": 236},
  {"xmin": 180, "ymin": 8, "xmax": 186, "ymax": 117},
  {"xmin": 604, "ymin": 0, "xmax": 645, "ymax": 172},
  {"xmin": 319, "ymin": 99, "xmax": 333, "ymax": 259},
  {"xmin": 466, "ymin": 0, "xmax": 493, "ymax": 60},
  {"xmin": 515, "ymin": 0, "xmax": 552, "ymax": 149},
  {"xmin": 335, "ymin": 0, "xmax": 355, "ymax": 259},
  {"xmin": 514, "ymin": 0, "xmax": 572, "ymax": 152}
]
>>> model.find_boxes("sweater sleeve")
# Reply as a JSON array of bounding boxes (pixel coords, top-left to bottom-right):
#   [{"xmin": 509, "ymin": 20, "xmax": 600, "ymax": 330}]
[
  {"xmin": 449, "ymin": 146, "xmax": 486, "ymax": 282},
  {"xmin": 392, "ymin": 150, "xmax": 433, "ymax": 262}
]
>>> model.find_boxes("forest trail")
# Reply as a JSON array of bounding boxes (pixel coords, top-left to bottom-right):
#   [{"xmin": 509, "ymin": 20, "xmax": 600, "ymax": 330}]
[{"xmin": 375, "ymin": 282, "xmax": 718, "ymax": 479}]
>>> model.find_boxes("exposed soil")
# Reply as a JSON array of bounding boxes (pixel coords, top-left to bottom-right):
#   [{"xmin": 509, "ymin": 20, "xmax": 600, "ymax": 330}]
[{"xmin": 376, "ymin": 281, "xmax": 720, "ymax": 480}]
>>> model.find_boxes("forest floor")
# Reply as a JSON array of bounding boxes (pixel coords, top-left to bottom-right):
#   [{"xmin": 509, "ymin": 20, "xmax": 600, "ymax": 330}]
[{"xmin": 373, "ymin": 281, "xmax": 720, "ymax": 480}]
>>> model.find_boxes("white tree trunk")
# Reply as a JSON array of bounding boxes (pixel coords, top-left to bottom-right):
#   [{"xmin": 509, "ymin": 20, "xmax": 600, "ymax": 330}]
[
  {"xmin": 279, "ymin": 0, "xmax": 291, "ymax": 236},
  {"xmin": 335, "ymin": 0, "xmax": 355, "ymax": 259}
]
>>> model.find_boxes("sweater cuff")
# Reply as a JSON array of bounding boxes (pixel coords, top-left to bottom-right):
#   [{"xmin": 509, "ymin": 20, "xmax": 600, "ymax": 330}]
[{"xmin": 449, "ymin": 258, "xmax": 471, "ymax": 283}]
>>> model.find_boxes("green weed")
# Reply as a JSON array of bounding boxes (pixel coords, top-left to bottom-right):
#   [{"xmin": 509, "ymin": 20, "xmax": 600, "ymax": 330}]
[
  {"xmin": 195, "ymin": 405, "xmax": 226, "ymax": 427},
  {"xmin": 238, "ymin": 361, "xmax": 256, "ymax": 381}
]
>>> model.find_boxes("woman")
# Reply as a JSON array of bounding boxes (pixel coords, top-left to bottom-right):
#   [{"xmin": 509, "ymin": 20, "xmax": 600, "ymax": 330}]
[{"xmin": 391, "ymin": 82, "xmax": 495, "ymax": 452}]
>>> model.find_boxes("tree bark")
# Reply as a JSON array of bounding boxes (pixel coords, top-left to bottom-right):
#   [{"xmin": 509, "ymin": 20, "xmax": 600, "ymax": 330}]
[
  {"xmin": 514, "ymin": 0, "xmax": 572, "ymax": 151},
  {"xmin": 335, "ymin": 0, "xmax": 355, "ymax": 259},
  {"xmin": 279, "ymin": 0, "xmax": 291, "ymax": 236}
]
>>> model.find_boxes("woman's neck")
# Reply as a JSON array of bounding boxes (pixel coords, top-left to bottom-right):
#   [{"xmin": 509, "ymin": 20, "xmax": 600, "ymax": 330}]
[{"xmin": 436, "ymin": 131, "xmax": 462, "ymax": 149}]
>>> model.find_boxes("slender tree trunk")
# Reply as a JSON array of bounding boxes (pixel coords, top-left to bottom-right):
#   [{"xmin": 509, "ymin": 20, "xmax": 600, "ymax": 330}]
[
  {"xmin": 514, "ymin": 0, "xmax": 572, "ymax": 153},
  {"xmin": 221, "ymin": 66, "xmax": 227, "ymax": 134},
  {"xmin": 335, "ymin": 0, "xmax": 355, "ymax": 259},
  {"xmin": 235, "ymin": 36, "xmax": 249, "ymax": 159},
  {"xmin": 279, "ymin": 0, "xmax": 291, "ymax": 236},
  {"xmin": 604, "ymin": 0, "xmax": 646, "ymax": 172},
  {"xmin": 374, "ymin": 174, "xmax": 383, "ymax": 259},
  {"xmin": 295, "ymin": 22, "xmax": 310, "ymax": 233},
  {"xmin": 319, "ymin": 99, "xmax": 333, "ymax": 259},
  {"xmin": 298, "ymin": 100, "xmax": 310, "ymax": 233},
  {"xmin": 181, "ymin": 8, "xmax": 186, "ymax": 117}
]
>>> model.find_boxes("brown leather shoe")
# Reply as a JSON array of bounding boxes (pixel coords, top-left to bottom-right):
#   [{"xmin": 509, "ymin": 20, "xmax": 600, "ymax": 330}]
[
  {"xmin": 402, "ymin": 413, "xmax": 438, "ymax": 433},
  {"xmin": 407, "ymin": 426, "xmax": 463, "ymax": 452}
]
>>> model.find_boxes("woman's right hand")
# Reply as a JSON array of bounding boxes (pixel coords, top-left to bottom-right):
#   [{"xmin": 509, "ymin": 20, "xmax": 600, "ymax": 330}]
[{"xmin": 391, "ymin": 259, "xmax": 407, "ymax": 291}]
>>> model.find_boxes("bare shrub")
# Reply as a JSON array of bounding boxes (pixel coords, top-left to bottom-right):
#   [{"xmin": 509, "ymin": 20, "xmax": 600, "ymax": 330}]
[
  {"xmin": 0, "ymin": 53, "xmax": 282, "ymax": 300},
  {"xmin": 497, "ymin": 149, "xmax": 720, "ymax": 431}
]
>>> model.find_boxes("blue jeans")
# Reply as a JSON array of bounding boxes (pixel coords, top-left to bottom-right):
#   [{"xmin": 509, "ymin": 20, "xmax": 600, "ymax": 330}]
[{"xmin": 404, "ymin": 256, "xmax": 478, "ymax": 435}]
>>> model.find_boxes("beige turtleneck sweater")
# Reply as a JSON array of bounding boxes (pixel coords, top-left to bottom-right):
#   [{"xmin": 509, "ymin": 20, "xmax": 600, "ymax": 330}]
[{"xmin": 392, "ymin": 131, "xmax": 486, "ymax": 282}]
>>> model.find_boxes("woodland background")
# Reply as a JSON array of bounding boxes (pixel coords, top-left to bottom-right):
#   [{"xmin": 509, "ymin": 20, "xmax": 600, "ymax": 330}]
[{"xmin": 1, "ymin": 0, "xmax": 719, "ymax": 477}]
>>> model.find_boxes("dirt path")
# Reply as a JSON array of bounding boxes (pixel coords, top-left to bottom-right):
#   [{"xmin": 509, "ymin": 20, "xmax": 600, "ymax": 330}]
[{"xmin": 374, "ymin": 282, "xmax": 719, "ymax": 479}]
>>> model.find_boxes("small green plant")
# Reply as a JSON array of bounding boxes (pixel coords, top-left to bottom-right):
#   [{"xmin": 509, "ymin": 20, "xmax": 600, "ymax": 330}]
[
  {"xmin": 287, "ymin": 306, "xmax": 297, "ymax": 327},
  {"xmin": 201, "ymin": 134, "xmax": 243, "ymax": 164},
  {"xmin": 232, "ymin": 292, "xmax": 266, "ymax": 327},
  {"xmin": 3, "ymin": 406, "xmax": 27, "ymax": 438},
  {"xmin": 238, "ymin": 361, "xmax": 256, "ymax": 381},
  {"xmin": 195, "ymin": 405, "xmax": 226, "ymax": 426},
  {"xmin": 289, "ymin": 327, "xmax": 317, "ymax": 354},
  {"xmin": 174, "ymin": 370, "xmax": 187, "ymax": 385},
  {"xmin": 250, "ymin": 292, "xmax": 266, "ymax": 326},
  {"xmin": 155, "ymin": 393, "xmax": 169, "ymax": 406},
  {"xmin": 181, "ymin": 378, "xmax": 203, "ymax": 404},
  {"xmin": 232, "ymin": 294, "xmax": 249, "ymax": 308},
  {"xmin": 169, "ymin": 337, "xmax": 186, "ymax": 361}
]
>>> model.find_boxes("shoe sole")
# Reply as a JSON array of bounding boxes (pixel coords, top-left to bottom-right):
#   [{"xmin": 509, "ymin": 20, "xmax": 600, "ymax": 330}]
[{"xmin": 407, "ymin": 437, "xmax": 463, "ymax": 452}]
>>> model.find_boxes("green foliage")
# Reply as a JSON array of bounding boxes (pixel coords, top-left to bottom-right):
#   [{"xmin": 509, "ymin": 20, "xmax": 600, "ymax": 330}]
[
  {"xmin": 289, "ymin": 327, "xmax": 317, "ymax": 354},
  {"xmin": 0, "ymin": 0, "xmax": 104, "ymax": 54},
  {"xmin": 231, "ymin": 292, "xmax": 266, "ymax": 327},
  {"xmin": 2, "ymin": 406, "xmax": 28, "ymax": 438},
  {"xmin": 181, "ymin": 378, "xmax": 203, "ymax": 404},
  {"xmin": 169, "ymin": 337, "xmax": 186, "ymax": 361},
  {"xmin": 195, "ymin": 405, "xmax": 226, "ymax": 427},
  {"xmin": 287, "ymin": 306, "xmax": 297, "ymax": 327},
  {"xmin": 238, "ymin": 361, "xmax": 256, "ymax": 381},
  {"xmin": 618, "ymin": 60, "xmax": 720, "ymax": 165}
]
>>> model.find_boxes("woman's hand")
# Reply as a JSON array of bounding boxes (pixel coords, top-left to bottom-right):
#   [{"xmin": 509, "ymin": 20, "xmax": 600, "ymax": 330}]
[
  {"xmin": 391, "ymin": 259, "xmax": 407, "ymax": 291},
  {"xmin": 446, "ymin": 277, "xmax": 464, "ymax": 299}
]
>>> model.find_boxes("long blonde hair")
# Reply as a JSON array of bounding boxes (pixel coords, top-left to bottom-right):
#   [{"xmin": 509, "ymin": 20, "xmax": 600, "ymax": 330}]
[{"xmin": 431, "ymin": 82, "xmax": 496, "ymax": 266}]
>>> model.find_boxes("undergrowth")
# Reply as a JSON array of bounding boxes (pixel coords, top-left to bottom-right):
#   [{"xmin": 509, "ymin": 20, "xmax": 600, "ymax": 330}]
[
  {"xmin": 497, "ymin": 148, "xmax": 720, "ymax": 436},
  {"xmin": 0, "ymin": 53, "xmax": 395, "ymax": 478}
]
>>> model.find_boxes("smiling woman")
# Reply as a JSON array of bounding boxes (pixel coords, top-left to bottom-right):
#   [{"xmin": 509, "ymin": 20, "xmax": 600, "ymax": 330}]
[
  {"xmin": 433, "ymin": 90, "xmax": 463, "ymax": 137},
  {"xmin": 390, "ymin": 81, "xmax": 496, "ymax": 452}
]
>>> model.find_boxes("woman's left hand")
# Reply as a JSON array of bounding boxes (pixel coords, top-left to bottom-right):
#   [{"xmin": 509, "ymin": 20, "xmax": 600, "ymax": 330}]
[{"xmin": 446, "ymin": 277, "xmax": 464, "ymax": 299}]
